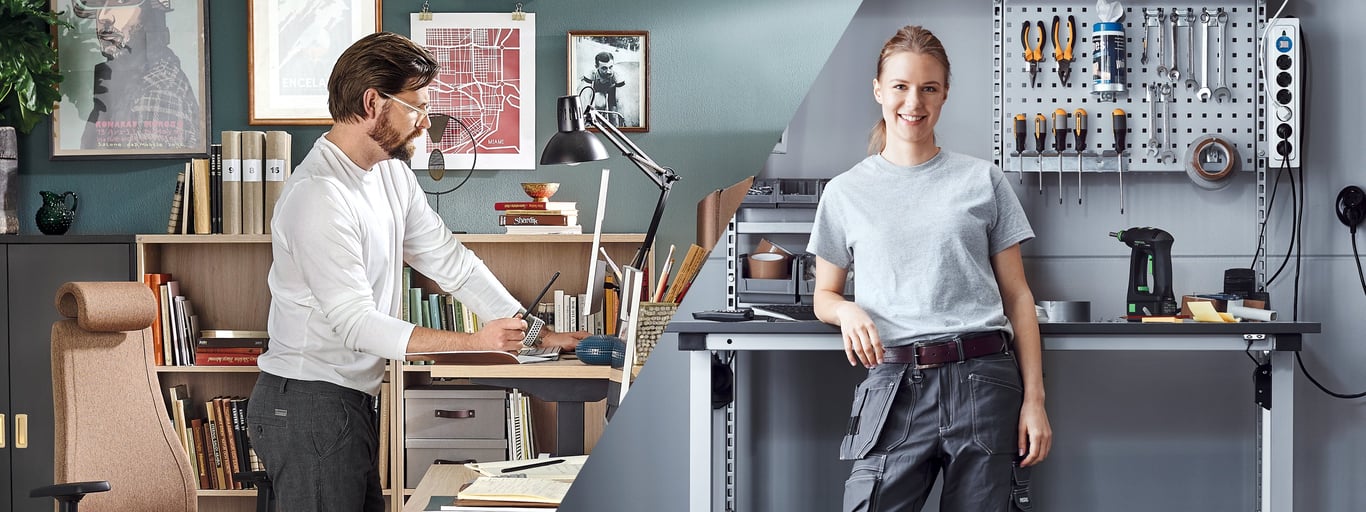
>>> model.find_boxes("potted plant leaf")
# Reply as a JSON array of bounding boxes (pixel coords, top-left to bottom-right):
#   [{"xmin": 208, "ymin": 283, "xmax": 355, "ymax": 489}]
[{"xmin": 0, "ymin": 0, "xmax": 69, "ymax": 134}]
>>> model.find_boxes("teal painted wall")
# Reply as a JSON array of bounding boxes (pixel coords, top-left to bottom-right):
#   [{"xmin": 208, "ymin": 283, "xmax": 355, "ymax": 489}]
[{"xmin": 14, "ymin": 0, "xmax": 859, "ymax": 260}]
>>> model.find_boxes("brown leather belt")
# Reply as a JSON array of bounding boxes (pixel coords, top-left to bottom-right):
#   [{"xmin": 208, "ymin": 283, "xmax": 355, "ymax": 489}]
[{"xmin": 882, "ymin": 331, "xmax": 1010, "ymax": 368}]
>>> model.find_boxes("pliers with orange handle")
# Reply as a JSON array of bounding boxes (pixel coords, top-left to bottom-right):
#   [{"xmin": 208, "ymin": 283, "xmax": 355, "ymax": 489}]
[
  {"xmin": 1053, "ymin": 15, "xmax": 1076, "ymax": 86},
  {"xmin": 1021, "ymin": 20, "xmax": 1045, "ymax": 87}
]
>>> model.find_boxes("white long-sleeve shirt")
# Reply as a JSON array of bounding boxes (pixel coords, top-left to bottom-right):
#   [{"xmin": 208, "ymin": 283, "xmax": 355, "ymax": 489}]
[{"xmin": 258, "ymin": 135, "xmax": 520, "ymax": 394}]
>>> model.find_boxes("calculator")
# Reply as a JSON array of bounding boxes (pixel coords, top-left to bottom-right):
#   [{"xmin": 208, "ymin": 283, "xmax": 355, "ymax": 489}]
[{"xmin": 692, "ymin": 308, "xmax": 755, "ymax": 322}]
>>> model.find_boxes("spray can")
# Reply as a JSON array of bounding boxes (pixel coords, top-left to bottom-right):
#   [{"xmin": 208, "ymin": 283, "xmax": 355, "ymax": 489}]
[{"xmin": 1091, "ymin": 22, "xmax": 1127, "ymax": 101}]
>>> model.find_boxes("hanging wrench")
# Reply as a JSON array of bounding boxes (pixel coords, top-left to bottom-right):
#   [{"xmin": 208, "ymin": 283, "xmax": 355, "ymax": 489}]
[
  {"xmin": 1145, "ymin": 83, "xmax": 1160, "ymax": 157},
  {"xmin": 1197, "ymin": 9, "xmax": 1213, "ymax": 101},
  {"xmin": 1157, "ymin": 83, "xmax": 1177, "ymax": 164},
  {"xmin": 1168, "ymin": 11, "xmax": 1180, "ymax": 82},
  {"xmin": 1141, "ymin": 8, "xmax": 1151, "ymax": 65},
  {"xmin": 1154, "ymin": 9, "xmax": 1167, "ymax": 78},
  {"xmin": 1212, "ymin": 9, "xmax": 1232, "ymax": 102},
  {"xmin": 1184, "ymin": 8, "xmax": 1200, "ymax": 89}
]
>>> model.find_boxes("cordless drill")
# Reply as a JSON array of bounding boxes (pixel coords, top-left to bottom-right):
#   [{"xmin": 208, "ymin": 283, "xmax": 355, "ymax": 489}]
[{"xmin": 1109, "ymin": 227, "xmax": 1178, "ymax": 319}]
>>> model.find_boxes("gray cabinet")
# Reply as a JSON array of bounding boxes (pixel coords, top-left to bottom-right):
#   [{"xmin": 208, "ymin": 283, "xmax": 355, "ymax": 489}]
[{"xmin": 0, "ymin": 237, "xmax": 134, "ymax": 512}]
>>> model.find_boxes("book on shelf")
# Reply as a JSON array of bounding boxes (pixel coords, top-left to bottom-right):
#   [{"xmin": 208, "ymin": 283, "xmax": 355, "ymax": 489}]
[
  {"xmin": 210, "ymin": 143, "xmax": 222, "ymax": 233},
  {"xmin": 241, "ymin": 130, "xmax": 266, "ymax": 235},
  {"xmin": 497, "ymin": 214, "xmax": 578, "ymax": 226},
  {"xmin": 166, "ymin": 171, "xmax": 186, "ymax": 234},
  {"xmin": 195, "ymin": 353, "xmax": 259, "ymax": 366},
  {"xmin": 180, "ymin": 162, "xmax": 193, "ymax": 235},
  {"xmin": 192, "ymin": 157, "xmax": 211, "ymax": 234},
  {"xmin": 502, "ymin": 225, "xmax": 583, "ymax": 235},
  {"xmin": 264, "ymin": 130, "xmax": 292, "ymax": 234},
  {"xmin": 500, "ymin": 209, "xmax": 580, "ymax": 216},
  {"xmin": 143, "ymin": 273, "xmax": 171, "ymax": 365},
  {"xmin": 492, "ymin": 201, "xmax": 576, "ymax": 211},
  {"xmin": 191, "ymin": 417, "xmax": 212, "ymax": 489},
  {"xmin": 221, "ymin": 130, "xmax": 243, "ymax": 235}
]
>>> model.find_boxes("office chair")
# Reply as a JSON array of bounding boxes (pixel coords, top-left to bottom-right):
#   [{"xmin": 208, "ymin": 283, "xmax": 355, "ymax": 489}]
[{"xmin": 30, "ymin": 281, "xmax": 198, "ymax": 512}]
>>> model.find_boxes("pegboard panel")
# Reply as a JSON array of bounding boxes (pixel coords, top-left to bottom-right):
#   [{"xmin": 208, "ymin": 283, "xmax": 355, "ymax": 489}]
[{"xmin": 993, "ymin": 0, "xmax": 1263, "ymax": 176}]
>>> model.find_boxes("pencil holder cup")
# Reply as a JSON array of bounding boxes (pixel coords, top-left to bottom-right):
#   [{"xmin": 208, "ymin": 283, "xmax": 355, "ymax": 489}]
[{"xmin": 632, "ymin": 301, "xmax": 679, "ymax": 364}]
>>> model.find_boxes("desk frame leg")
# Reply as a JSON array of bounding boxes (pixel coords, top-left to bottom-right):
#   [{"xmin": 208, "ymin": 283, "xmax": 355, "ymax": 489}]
[
  {"xmin": 690, "ymin": 350, "xmax": 714, "ymax": 511},
  {"xmin": 1263, "ymin": 350, "xmax": 1294, "ymax": 511}
]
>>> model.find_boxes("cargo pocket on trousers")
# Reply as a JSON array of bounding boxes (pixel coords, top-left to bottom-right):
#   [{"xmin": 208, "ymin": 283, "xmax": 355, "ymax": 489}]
[
  {"xmin": 968, "ymin": 358, "xmax": 1023, "ymax": 455},
  {"xmin": 1010, "ymin": 460, "xmax": 1033, "ymax": 511},
  {"xmin": 838, "ymin": 367, "xmax": 904, "ymax": 461},
  {"xmin": 843, "ymin": 454, "xmax": 886, "ymax": 512}
]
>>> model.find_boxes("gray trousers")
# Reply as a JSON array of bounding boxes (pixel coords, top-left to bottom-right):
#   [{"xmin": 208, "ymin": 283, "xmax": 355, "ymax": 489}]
[
  {"xmin": 246, "ymin": 372, "xmax": 385, "ymax": 512},
  {"xmin": 840, "ymin": 352, "xmax": 1025, "ymax": 512}
]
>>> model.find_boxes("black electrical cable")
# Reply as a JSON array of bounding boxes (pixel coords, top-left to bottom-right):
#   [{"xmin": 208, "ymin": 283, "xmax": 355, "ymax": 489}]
[
  {"xmin": 423, "ymin": 115, "xmax": 477, "ymax": 196},
  {"xmin": 1265, "ymin": 158, "xmax": 1296, "ymax": 286}
]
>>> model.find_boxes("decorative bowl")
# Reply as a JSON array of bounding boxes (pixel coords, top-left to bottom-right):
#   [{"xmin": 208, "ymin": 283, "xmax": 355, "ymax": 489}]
[{"xmin": 520, "ymin": 182, "xmax": 560, "ymax": 202}]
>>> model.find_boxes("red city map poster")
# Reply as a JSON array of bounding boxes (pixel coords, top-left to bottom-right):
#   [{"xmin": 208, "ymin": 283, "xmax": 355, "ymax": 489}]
[{"xmin": 412, "ymin": 13, "xmax": 536, "ymax": 170}]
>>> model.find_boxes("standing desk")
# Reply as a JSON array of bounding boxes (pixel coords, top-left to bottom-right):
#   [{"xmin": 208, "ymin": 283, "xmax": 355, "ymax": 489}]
[{"xmin": 670, "ymin": 320, "xmax": 1320, "ymax": 512}]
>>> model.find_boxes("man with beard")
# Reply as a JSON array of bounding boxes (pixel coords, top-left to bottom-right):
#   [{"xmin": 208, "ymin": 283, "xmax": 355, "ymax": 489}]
[
  {"xmin": 76, "ymin": 0, "xmax": 200, "ymax": 151},
  {"xmin": 245, "ymin": 33, "xmax": 586, "ymax": 511}
]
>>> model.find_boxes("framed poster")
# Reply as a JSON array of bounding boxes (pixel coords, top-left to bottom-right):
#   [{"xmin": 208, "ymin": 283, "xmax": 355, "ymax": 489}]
[
  {"xmin": 50, "ymin": 0, "xmax": 211, "ymax": 159},
  {"xmin": 410, "ymin": 12, "xmax": 536, "ymax": 171},
  {"xmin": 567, "ymin": 31, "xmax": 648, "ymax": 132},
  {"xmin": 248, "ymin": 0, "xmax": 381, "ymax": 125}
]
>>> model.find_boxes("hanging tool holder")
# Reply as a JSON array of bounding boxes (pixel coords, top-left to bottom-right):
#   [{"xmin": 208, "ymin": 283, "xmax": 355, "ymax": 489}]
[{"xmin": 993, "ymin": 0, "xmax": 1267, "ymax": 176}]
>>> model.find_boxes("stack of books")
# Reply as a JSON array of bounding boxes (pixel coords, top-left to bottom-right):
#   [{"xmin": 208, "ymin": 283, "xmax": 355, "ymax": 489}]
[
  {"xmin": 166, "ymin": 130, "xmax": 293, "ymax": 235},
  {"xmin": 494, "ymin": 199, "xmax": 582, "ymax": 235}
]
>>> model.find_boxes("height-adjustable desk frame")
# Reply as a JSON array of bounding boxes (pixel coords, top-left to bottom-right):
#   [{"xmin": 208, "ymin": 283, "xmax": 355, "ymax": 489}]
[{"xmin": 671, "ymin": 320, "xmax": 1318, "ymax": 512}]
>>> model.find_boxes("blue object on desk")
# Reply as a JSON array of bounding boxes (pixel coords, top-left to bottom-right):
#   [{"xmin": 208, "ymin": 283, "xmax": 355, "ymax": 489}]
[{"xmin": 578, "ymin": 335, "xmax": 622, "ymax": 366}]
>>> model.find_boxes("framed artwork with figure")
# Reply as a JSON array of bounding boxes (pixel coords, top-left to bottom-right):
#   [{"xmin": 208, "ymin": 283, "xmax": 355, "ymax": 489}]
[
  {"xmin": 248, "ymin": 0, "xmax": 381, "ymax": 125},
  {"xmin": 568, "ymin": 31, "xmax": 648, "ymax": 132},
  {"xmin": 50, "ymin": 0, "xmax": 211, "ymax": 159}
]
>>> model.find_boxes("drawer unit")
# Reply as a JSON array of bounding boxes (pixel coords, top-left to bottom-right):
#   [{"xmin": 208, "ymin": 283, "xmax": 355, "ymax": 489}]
[
  {"xmin": 405, "ymin": 438, "xmax": 508, "ymax": 484},
  {"xmin": 405, "ymin": 386, "xmax": 507, "ymax": 440}
]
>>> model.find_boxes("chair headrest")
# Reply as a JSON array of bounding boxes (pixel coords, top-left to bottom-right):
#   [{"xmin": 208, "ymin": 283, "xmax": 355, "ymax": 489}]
[{"xmin": 55, "ymin": 282, "xmax": 157, "ymax": 333}]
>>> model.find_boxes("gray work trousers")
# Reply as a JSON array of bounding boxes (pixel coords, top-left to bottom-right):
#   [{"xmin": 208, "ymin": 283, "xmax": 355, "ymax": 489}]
[
  {"xmin": 840, "ymin": 352, "xmax": 1025, "ymax": 512},
  {"xmin": 246, "ymin": 371, "xmax": 385, "ymax": 512}
]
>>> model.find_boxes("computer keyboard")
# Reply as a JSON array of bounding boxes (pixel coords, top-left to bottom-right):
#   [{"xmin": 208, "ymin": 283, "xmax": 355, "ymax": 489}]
[{"xmin": 749, "ymin": 304, "xmax": 818, "ymax": 322}]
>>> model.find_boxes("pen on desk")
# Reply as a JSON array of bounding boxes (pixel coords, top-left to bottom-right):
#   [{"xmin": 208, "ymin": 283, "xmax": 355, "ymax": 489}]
[
  {"xmin": 599, "ymin": 247, "xmax": 623, "ymax": 282},
  {"xmin": 500, "ymin": 458, "xmax": 565, "ymax": 473}
]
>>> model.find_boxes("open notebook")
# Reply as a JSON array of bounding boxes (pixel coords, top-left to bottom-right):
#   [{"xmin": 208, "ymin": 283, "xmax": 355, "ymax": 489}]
[{"xmin": 407, "ymin": 272, "xmax": 563, "ymax": 364}]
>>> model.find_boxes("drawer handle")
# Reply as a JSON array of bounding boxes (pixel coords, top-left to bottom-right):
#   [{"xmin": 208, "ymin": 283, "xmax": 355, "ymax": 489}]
[{"xmin": 435, "ymin": 409, "xmax": 475, "ymax": 419}]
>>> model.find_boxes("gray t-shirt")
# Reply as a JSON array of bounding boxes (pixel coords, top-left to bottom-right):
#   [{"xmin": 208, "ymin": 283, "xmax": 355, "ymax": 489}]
[{"xmin": 807, "ymin": 151, "xmax": 1034, "ymax": 347}]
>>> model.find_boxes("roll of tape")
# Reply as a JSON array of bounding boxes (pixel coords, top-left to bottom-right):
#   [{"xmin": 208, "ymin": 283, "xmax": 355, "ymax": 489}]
[
  {"xmin": 1184, "ymin": 135, "xmax": 1240, "ymax": 190},
  {"xmin": 1229, "ymin": 304, "xmax": 1277, "ymax": 322}
]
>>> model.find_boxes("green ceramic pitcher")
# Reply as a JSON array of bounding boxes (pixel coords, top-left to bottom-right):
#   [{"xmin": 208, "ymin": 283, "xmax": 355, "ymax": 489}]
[{"xmin": 36, "ymin": 190, "xmax": 78, "ymax": 235}]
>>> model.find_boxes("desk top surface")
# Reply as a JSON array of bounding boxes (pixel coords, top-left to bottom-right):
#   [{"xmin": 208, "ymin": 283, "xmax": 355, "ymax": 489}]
[
  {"xmin": 669, "ymin": 320, "xmax": 1320, "ymax": 351},
  {"xmin": 423, "ymin": 358, "xmax": 614, "ymax": 379}
]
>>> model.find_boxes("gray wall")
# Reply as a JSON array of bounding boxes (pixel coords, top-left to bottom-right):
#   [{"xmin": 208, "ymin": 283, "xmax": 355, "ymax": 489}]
[{"xmin": 570, "ymin": 0, "xmax": 1366, "ymax": 511}]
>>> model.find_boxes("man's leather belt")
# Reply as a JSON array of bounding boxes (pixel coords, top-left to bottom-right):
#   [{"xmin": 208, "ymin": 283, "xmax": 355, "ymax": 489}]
[{"xmin": 882, "ymin": 331, "xmax": 1009, "ymax": 368}]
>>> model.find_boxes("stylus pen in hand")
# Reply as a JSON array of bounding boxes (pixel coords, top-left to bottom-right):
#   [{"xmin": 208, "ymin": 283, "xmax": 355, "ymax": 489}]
[{"xmin": 500, "ymin": 458, "xmax": 565, "ymax": 473}]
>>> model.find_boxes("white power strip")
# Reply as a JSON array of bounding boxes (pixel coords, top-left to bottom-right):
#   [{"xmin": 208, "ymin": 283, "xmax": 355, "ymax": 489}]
[{"xmin": 1264, "ymin": 18, "xmax": 1301, "ymax": 168}]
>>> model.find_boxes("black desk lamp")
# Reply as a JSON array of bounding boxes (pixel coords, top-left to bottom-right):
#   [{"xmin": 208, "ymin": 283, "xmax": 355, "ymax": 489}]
[{"xmin": 539, "ymin": 94, "xmax": 680, "ymax": 270}]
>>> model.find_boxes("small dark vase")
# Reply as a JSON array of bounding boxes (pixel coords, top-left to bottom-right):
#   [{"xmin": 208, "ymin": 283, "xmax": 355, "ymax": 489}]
[{"xmin": 36, "ymin": 190, "xmax": 78, "ymax": 235}]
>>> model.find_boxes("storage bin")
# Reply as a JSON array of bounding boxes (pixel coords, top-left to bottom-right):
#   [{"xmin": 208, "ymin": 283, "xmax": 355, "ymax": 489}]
[
  {"xmin": 404, "ymin": 386, "xmax": 507, "ymax": 440},
  {"xmin": 405, "ymin": 438, "xmax": 508, "ymax": 483}
]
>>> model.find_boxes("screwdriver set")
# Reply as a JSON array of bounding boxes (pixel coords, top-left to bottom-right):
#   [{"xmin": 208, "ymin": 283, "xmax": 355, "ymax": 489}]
[{"xmin": 991, "ymin": 0, "xmax": 1270, "ymax": 206}]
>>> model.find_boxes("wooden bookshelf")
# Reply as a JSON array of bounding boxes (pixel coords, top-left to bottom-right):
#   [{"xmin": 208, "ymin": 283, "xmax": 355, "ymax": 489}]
[{"xmin": 138, "ymin": 233, "xmax": 643, "ymax": 512}]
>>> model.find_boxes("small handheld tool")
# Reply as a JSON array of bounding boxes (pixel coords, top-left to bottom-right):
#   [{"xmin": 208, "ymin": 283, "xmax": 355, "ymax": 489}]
[
  {"xmin": 1052, "ymin": 15, "xmax": 1076, "ymax": 86},
  {"xmin": 1112, "ymin": 109, "xmax": 1127, "ymax": 214},
  {"xmin": 1052, "ymin": 108, "xmax": 1067, "ymax": 204},
  {"xmin": 1074, "ymin": 108, "xmax": 1087, "ymax": 205},
  {"xmin": 1013, "ymin": 114, "xmax": 1027, "ymax": 183},
  {"xmin": 1033, "ymin": 113, "xmax": 1046, "ymax": 194},
  {"xmin": 1109, "ymin": 227, "xmax": 1178, "ymax": 319},
  {"xmin": 1022, "ymin": 20, "xmax": 1045, "ymax": 87}
]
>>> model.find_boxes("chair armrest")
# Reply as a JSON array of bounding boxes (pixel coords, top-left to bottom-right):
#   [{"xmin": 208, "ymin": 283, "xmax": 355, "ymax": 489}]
[{"xmin": 29, "ymin": 480, "xmax": 111, "ymax": 500}]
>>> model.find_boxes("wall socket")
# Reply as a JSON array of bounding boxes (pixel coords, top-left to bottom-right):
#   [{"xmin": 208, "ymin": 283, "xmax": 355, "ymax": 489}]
[{"xmin": 1264, "ymin": 18, "xmax": 1301, "ymax": 168}]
